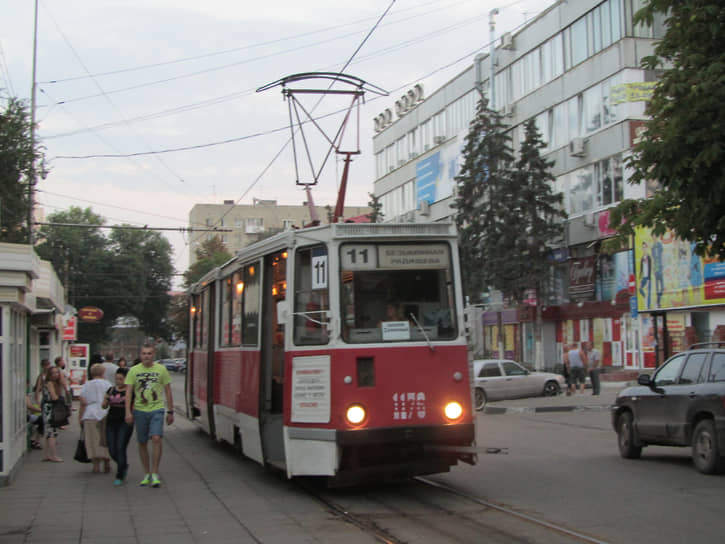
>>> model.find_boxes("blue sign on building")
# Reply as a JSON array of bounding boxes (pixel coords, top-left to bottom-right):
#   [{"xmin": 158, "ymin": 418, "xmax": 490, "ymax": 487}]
[{"xmin": 416, "ymin": 152, "xmax": 440, "ymax": 205}]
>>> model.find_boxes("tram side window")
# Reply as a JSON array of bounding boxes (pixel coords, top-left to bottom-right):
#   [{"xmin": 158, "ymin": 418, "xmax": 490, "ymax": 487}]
[
  {"xmin": 191, "ymin": 294, "xmax": 201, "ymax": 348},
  {"xmin": 219, "ymin": 271, "xmax": 243, "ymax": 347},
  {"xmin": 340, "ymin": 242, "xmax": 457, "ymax": 344},
  {"xmin": 242, "ymin": 263, "xmax": 260, "ymax": 346},
  {"xmin": 294, "ymin": 245, "xmax": 330, "ymax": 346},
  {"xmin": 200, "ymin": 289, "xmax": 210, "ymax": 349}
]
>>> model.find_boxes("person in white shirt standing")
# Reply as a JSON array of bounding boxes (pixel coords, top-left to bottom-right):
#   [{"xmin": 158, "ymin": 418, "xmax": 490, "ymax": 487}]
[
  {"xmin": 79, "ymin": 363, "xmax": 112, "ymax": 473},
  {"xmin": 585, "ymin": 342, "xmax": 601, "ymax": 395}
]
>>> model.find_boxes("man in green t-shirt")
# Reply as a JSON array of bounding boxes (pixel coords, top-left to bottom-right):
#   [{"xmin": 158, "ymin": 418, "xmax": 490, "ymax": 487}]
[{"xmin": 125, "ymin": 343, "xmax": 174, "ymax": 488}]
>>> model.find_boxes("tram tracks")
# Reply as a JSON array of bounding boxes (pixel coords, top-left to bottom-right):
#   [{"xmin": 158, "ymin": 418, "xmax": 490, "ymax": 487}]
[{"xmin": 301, "ymin": 476, "xmax": 611, "ymax": 544}]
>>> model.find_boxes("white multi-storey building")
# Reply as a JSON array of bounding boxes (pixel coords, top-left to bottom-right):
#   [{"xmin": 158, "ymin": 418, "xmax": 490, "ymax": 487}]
[{"xmin": 372, "ymin": 0, "xmax": 725, "ymax": 370}]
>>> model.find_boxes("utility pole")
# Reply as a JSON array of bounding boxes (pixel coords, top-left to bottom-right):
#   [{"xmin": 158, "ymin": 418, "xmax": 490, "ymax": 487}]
[
  {"xmin": 489, "ymin": 8, "xmax": 499, "ymax": 110},
  {"xmin": 28, "ymin": 0, "xmax": 39, "ymax": 244}
]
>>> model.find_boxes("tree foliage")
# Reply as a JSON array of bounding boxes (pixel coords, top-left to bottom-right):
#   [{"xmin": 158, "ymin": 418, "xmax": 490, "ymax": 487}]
[
  {"xmin": 0, "ymin": 96, "xmax": 47, "ymax": 242},
  {"xmin": 35, "ymin": 206, "xmax": 175, "ymax": 348},
  {"xmin": 367, "ymin": 192, "xmax": 384, "ymax": 223},
  {"xmin": 453, "ymin": 99, "xmax": 564, "ymax": 304},
  {"xmin": 608, "ymin": 0, "xmax": 725, "ymax": 259},
  {"xmin": 183, "ymin": 236, "xmax": 232, "ymax": 288}
]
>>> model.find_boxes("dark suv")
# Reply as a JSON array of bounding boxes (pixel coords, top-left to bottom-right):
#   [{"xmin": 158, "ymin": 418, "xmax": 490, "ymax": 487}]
[{"xmin": 611, "ymin": 343, "xmax": 725, "ymax": 474}]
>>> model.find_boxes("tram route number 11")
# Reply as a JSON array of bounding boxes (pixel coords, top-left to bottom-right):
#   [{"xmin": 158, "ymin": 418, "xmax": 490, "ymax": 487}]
[{"xmin": 311, "ymin": 255, "xmax": 328, "ymax": 289}]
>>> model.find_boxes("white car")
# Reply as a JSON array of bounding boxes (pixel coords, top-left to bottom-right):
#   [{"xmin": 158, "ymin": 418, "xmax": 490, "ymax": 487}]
[{"xmin": 473, "ymin": 359, "xmax": 566, "ymax": 411}]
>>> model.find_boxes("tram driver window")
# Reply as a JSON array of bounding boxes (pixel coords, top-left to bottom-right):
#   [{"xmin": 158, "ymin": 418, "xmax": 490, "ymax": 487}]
[
  {"xmin": 340, "ymin": 242, "xmax": 457, "ymax": 343},
  {"xmin": 294, "ymin": 245, "xmax": 330, "ymax": 346}
]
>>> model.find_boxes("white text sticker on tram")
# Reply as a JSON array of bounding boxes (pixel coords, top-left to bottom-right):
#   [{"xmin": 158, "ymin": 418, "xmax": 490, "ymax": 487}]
[
  {"xmin": 291, "ymin": 355, "xmax": 331, "ymax": 423},
  {"xmin": 341, "ymin": 244, "xmax": 377, "ymax": 270},
  {"xmin": 392, "ymin": 392, "xmax": 426, "ymax": 420}
]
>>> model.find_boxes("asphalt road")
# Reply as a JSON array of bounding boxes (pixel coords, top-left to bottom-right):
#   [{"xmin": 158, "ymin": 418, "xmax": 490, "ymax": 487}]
[
  {"xmin": 440, "ymin": 408, "xmax": 724, "ymax": 544},
  {"xmin": 170, "ymin": 374, "xmax": 724, "ymax": 543}
]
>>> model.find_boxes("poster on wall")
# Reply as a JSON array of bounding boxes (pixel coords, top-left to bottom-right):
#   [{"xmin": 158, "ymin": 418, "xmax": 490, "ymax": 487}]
[
  {"xmin": 635, "ymin": 227, "xmax": 725, "ymax": 311},
  {"xmin": 415, "ymin": 130, "xmax": 465, "ymax": 206}
]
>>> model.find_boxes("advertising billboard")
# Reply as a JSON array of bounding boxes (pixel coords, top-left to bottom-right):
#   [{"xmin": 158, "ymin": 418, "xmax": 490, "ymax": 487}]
[{"xmin": 634, "ymin": 227, "xmax": 725, "ymax": 311}]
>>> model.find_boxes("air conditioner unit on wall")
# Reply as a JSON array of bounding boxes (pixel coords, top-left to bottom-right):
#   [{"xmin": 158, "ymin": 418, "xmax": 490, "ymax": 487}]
[
  {"xmin": 502, "ymin": 104, "xmax": 515, "ymax": 117},
  {"xmin": 433, "ymin": 135, "xmax": 445, "ymax": 145},
  {"xmin": 419, "ymin": 200, "xmax": 430, "ymax": 216},
  {"xmin": 398, "ymin": 159, "xmax": 406, "ymax": 167},
  {"xmin": 500, "ymin": 32, "xmax": 514, "ymax": 50},
  {"xmin": 569, "ymin": 137, "xmax": 586, "ymax": 157}
]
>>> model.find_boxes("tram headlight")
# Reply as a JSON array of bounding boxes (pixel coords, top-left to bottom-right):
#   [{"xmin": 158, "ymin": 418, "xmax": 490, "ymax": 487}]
[
  {"xmin": 346, "ymin": 404, "xmax": 366, "ymax": 426},
  {"xmin": 444, "ymin": 401, "xmax": 463, "ymax": 422}
]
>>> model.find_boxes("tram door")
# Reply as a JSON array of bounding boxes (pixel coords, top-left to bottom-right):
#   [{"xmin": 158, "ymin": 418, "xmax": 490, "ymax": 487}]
[
  {"xmin": 260, "ymin": 251, "xmax": 287, "ymax": 466},
  {"xmin": 205, "ymin": 283, "xmax": 217, "ymax": 439}
]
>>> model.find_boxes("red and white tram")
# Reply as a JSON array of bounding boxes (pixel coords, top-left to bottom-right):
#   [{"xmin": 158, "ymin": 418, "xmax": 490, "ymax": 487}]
[{"xmin": 187, "ymin": 221, "xmax": 476, "ymax": 485}]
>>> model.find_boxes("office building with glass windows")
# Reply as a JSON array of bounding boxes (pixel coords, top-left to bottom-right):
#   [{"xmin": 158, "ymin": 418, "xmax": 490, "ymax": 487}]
[{"xmin": 372, "ymin": 0, "xmax": 725, "ymax": 370}]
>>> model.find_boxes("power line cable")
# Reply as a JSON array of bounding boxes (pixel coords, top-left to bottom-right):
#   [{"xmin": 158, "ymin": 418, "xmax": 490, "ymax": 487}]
[
  {"xmin": 39, "ymin": 0, "xmax": 472, "ymax": 86},
  {"xmin": 39, "ymin": 0, "xmax": 188, "ymax": 186},
  {"xmin": 177, "ymin": 0, "xmax": 398, "ymax": 269},
  {"xmin": 42, "ymin": 1, "xmax": 524, "ymax": 144},
  {"xmin": 41, "ymin": 0, "xmax": 485, "ymax": 138},
  {"xmin": 0, "ymin": 40, "xmax": 17, "ymax": 96}
]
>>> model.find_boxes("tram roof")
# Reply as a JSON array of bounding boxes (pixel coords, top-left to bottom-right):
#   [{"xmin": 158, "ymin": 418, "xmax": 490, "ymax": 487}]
[{"xmin": 189, "ymin": 221, "xmax": 457, "ymax": 293}]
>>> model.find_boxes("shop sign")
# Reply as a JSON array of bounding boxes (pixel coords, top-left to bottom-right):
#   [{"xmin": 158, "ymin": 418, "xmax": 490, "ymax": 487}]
[
  {"xmin": 569, "ymin": 256, "xmax": 596, "ymax": 302},
  {"xmin": 78, "ymin": 306, "xmax": 104, "ymax": 322}
]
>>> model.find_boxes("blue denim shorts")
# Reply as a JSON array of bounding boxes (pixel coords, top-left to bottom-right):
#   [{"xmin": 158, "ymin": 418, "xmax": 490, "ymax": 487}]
[{"xmin": 134, "ymin": 409, "xmax": 165, "ymax": 443}]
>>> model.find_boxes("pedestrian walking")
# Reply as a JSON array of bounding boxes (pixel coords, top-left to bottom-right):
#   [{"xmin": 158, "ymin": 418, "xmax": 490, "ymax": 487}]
[
  {"xmin": 562, "ymin": 344, "xmax": 572, "ymax": 396},
  {"xmin": 585, "ymin": 341, "xmax": 601, "ymax": 395},
  {"xmin": 79, "ymin": 363, "xmax": 112, "ymax": 473},
  {"xmin": 102, "ymin": 367, "xmax": 134, "ymax": 486},
  {"xmin": 124, "ymin": 343, "xmax": 174, "ymax": 488},
  {"xmin": 41, "ymin": 366, "xmax": 64, "ymax": 462},
  {"xmin": 567, "ymin": 343, "xmax": 589, "ymax": 395}
]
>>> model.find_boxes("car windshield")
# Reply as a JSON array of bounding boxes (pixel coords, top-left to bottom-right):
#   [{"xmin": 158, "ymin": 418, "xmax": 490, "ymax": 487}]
[{"xmin": 340, "ymin": 242, "xmax": 457, "ymax": 343}]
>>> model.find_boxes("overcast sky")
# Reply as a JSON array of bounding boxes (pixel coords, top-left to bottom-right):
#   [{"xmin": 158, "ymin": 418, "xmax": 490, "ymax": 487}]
[{"xmin": 1, "ymin": 0, "xmax": 555, "ymax": 283}]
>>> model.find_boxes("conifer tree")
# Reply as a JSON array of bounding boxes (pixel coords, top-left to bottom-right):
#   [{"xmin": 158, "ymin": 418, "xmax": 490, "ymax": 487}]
[
  {"xmin": 367, "ymin": 192, "xmax": 384, "ymax": 223},
  {"xmin": 454, "ymin": 100, "xmax": 565, "ymax": 365},
  {"xmin": 453, "ymin": 97, "xmax": 515, "ymax": 302}
]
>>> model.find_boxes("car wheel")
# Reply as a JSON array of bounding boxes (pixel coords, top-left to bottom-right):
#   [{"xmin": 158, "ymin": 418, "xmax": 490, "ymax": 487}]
[
  {"xmin": 692, "ymin": 420, "xmax": 724, "ymax": 474},
  {"xmin": 474, "ymin": 388, "xmax": 487, "ymax": 411},
  {"xmin": 617, "ymin": 412, "xmax": 642, "ymax": 459},
  {"xmin": 543, "ymin": 380, "xmax": 560, "ymax": 396}
]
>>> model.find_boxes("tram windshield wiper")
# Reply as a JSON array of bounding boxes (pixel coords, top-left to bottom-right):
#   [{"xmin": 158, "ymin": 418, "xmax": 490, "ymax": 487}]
[{"xmin": 409, "ymin": 313, "xmax": 435, "ymax": 352}]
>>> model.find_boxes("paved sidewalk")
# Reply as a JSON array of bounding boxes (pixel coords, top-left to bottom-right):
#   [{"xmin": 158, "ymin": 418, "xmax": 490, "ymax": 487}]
[
  {"xmin": 482, "ymin": 380, "xmax": 633, "ymax": 415},
  {"xmin": 0, "ymin": 404, "xmax": 378, "ymax": 544}
]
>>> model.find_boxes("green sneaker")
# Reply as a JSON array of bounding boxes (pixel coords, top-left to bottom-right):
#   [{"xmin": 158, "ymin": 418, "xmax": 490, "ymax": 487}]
[
  {"xmin": 139, "ymin": 474, "xmax": 151, "ymax": 486},
  {"xmin": 150, "ymin": 474, "xmax": 162, "ymax": 488}
]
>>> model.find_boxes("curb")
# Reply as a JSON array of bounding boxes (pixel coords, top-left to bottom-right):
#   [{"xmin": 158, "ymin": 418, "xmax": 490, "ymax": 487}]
[{"xmin": 482, "ymin": 404, "xmax": 613, "ymax": 415}]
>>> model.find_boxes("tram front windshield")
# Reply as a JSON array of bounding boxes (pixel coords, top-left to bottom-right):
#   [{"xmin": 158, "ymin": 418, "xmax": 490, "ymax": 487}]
[{"xmin": 340, "ymin": 242, "xmax": 457, "ymax": 343}]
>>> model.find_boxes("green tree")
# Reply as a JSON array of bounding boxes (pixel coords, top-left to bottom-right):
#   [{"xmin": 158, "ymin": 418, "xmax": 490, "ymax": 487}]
[
  {"xmin": 35, "ymin": 207, "xmax": 113, "ymax": 349},
  {"xmin": 108, "ymin": 227, "xmax": 174, "ymax": 339},
  {"xmin": 0, "ymin": 96, "xmax": 47, "ymax": 242},
  {"xmin": 453, "ymin": 97, "xmax": 515, "ymax": 303},
  {"xmin": 367, "ymin": 192, "xmax": 384, "ymax": 223},
  {"xmin": 513, "ymin": 119, "xmax": 567, "ymax": 367},
  {"xmin": 36, "ymin": 207, "xmax": 176, "ymax": 348},
  {"xmin": 608, "ymin": 0, "xmax": 725, "ymax": 259},
  {"xmin": 183, "ymin": 236, "xmax": 232, "ymax": 288}
]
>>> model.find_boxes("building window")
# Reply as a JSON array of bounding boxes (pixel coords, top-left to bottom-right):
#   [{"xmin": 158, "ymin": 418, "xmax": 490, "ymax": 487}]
[{"xmin": 245, "ymin": 217, "xmax": 264, "ymax": 234}]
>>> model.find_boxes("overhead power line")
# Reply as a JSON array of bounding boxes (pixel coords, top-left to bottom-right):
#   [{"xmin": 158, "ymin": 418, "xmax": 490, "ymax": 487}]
[{"xmin": 35, "ymin": 221, "xmax": 231, "ymax": 233}]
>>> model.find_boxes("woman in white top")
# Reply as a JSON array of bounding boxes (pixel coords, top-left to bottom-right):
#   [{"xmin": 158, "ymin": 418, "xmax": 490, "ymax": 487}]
[{"xmin": 79, "ymin": 363, "xmax": 112, "ymax": 473}]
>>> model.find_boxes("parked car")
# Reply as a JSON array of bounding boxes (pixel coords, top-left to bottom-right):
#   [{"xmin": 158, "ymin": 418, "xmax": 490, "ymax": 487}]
[
  {"xmin": 611, "ymin": 342, "xmax": 725, "ymax": 474},
  {"xmin": 161, "ymin": 359, "xmax": 178, "ymax": 372},
  {"xmin": 472, "ymin": 359, "xmax": 566, "ymax": 410},
  {"xmin": 174, "ymin": 358, "xmax": 186, "ymax": 373}
]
